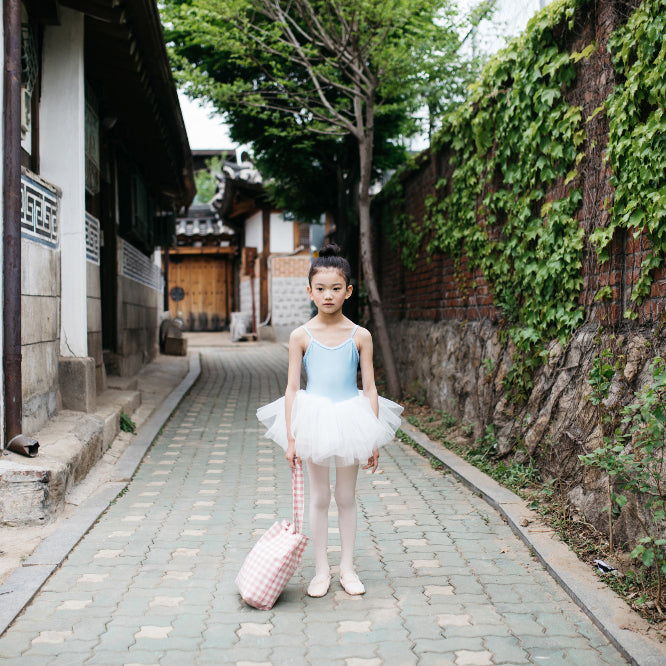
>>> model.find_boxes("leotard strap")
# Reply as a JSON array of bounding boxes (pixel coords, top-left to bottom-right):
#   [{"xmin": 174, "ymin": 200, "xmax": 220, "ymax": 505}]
[
  {"xmin": 301, "ymin": 325, "xmax": 314, "ymax": 339},
  {"xmin": 350, "ymin": 325, "xmax": 359, "ymax": 339}
]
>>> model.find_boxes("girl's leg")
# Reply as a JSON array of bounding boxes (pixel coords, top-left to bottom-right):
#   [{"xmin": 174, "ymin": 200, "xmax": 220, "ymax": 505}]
[
  {"xmin": 334, "ymin": 464, "xmax": 359, "ymax": 576},
  {"xmin": 306, "ymin": 460, "xmax": 331, "ymax": 577}
]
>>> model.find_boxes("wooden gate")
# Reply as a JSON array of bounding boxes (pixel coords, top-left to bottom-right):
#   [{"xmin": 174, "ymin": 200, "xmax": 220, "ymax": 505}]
[{"xmin": 168, "ymin": 251, "xmax": 233, "ymax": 330}]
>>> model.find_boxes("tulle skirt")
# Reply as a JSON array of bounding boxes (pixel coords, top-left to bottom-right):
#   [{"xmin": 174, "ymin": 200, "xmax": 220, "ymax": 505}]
[{"xmin": 256, "ymin": 390, "xmax": 403, "ymax": 467}]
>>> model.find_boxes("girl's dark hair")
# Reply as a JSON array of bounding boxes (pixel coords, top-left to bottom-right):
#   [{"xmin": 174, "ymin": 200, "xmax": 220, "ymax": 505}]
[{"xmin": 309, "ymin": 244, "xmax": 352, "ymax": 286}]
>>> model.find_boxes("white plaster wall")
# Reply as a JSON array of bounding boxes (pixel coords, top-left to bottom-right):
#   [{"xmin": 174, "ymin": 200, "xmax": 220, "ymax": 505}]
[
  {"xmin": 245, "ymin": 210, "xmax": 295, "ymax": 254},
  {"xmin": 39, "ymin": 9, "xmax": 87, "ymax": 357},
  {"xmin": 269, "ymin": 212, "xmax": 294, "ymax": 253},
  {"xmin": 245, "ymin": 211, "xmax": 263, "ymax": 252}
]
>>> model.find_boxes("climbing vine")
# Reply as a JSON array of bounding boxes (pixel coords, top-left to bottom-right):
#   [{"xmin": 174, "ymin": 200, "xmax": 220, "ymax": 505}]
[
  {"xmin": 380, "ymin": 0, "xmax": 592, "ymax": 400},
  {"xmin": 591, "ymin": 0, "xmax": 666, "ymax": 311},
  {"xmin": 423, "ymin": 0, "xmax": 589, "ymax": 362},
  {"xmin": 580, "ymin": 347, "xmax": 666, "ymax": 611},
  {"xmin": 381, "ymin": 0, "xmax": 666, "ymax": 399},
  {"xmin": 379, "ymin": 155, "xmax": 424, "ymax": 271}
]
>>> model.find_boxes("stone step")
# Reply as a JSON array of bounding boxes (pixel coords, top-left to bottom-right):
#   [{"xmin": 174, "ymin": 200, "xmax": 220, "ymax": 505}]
[
  {"xmin": 105, "ymin": 376, "xmax": 139, "ymax": 392},
  {"xmin": 95, "ymin": 389, "xmax": 141, "ymax": 448},
  {"xmin": 0, "ymin": 390, "xmax": 140, "ymax": 528}
]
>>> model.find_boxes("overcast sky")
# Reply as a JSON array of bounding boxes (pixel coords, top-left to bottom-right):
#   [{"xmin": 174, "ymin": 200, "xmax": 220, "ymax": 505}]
[{"xmin": 179, "ymin": 93, "xmax": 232, "ymax": 150}]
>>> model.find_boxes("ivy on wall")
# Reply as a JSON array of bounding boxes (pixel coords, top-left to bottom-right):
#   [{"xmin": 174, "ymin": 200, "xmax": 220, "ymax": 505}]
[
  {"xmin": 425, "ymin": 0, "xmax": 589, "ymax": 356},
  {"xmin": 382, "ymin": 0, "xmax": 666, "ymax": 399},
  {"xmin": 380, "ymin": 0, "xmax": 592, "ymax": 399},
  {"xmin": 592, "ymin": 0, "xmax": 666, "ymax": 313}
]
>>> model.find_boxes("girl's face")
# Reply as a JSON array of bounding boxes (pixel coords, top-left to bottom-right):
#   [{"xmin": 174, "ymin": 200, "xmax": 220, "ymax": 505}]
[{"xmin": 307, "ymin": 267, "xmax": 352, "ymax": 314}]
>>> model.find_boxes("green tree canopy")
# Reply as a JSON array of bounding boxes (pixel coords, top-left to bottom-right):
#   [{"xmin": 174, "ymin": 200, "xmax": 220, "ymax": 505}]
[{"xmin": 163, "ymin": 0, "xmax": 486, "ymax": 397}]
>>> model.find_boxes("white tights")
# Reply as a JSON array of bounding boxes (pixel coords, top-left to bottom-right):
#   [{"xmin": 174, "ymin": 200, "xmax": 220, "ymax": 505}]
[{"xmin": 306, "ymin": 460, "xmax": 359, "ymax": 577}]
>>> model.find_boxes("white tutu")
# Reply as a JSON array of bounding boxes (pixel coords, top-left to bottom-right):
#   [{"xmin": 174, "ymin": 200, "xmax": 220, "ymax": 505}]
[{"xmin": 257, "ymin": 390, "xmax": 403, "ymax": 467}]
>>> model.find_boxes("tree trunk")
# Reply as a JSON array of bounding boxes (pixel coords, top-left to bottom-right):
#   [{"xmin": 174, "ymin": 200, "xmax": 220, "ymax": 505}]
[
  {"xmin": 357, "ymin": 132, "xmax": 401, "ymax": 399},
  {"xmin": 335, "ymin": 147, "xmax": 360, "ymax": 321}
]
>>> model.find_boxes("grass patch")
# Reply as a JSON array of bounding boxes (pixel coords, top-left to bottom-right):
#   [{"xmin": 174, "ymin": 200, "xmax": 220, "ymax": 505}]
[{"xmin": 120, "ymin": 412, "xmax": 137, "ymax": 434}]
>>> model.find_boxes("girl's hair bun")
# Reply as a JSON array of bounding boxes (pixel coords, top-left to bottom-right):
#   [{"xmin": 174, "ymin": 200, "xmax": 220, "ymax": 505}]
[
  {"xmin": 317, "ymin": 244, "xmax": 341, "ymax": 258},
  {"xmin": 309, "ymin": 243, "xmax": 351, "ymax": 285}
]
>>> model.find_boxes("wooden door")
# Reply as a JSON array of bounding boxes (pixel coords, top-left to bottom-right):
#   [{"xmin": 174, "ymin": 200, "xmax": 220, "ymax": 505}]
[{"xmin": 168, "ymin": 254, "xmax": 232, "ymax": 330}]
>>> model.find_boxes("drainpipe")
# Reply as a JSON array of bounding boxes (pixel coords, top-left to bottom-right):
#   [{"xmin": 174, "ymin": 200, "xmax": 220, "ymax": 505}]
[{"xmin": 3, "ymin": 0, "xmax": 38, "ymax": 456}]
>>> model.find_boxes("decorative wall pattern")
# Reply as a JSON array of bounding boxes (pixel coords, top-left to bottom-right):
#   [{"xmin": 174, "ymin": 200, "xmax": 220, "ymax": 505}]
[
  {"xmin": 21, "ymin": 171, "xmax": 60, "ymax": 249},
  {"xmin": 85, "ymin": 212, "xmax": 101, "ymax": 265},
  {"xmin": 271, "ymin": 277, "xmax": 311, "ymax": 327},
  {"xmin": 119, "ymin": 238, "xmax": 162, "ymax": 291}
]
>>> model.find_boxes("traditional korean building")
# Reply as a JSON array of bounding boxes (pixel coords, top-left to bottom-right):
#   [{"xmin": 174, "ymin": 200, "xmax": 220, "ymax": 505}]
[
  {"xmin": 213, "ymin": 163, "xmax": 313, "ymax": 342},
  {"xmin": 3, "ymin": 0, "xmax": 194, "ymax": 446},
  {"xmin": 167, "ymin": 204, "xmax": 237, "ymax": 331}
]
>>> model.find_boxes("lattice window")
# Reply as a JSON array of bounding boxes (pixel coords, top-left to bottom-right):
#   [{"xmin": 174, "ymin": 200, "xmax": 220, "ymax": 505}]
[
  {"xmin": 21, "ymin": 171, "xmax": 60, "ymax": 248},
  {"xmin": 85, "ymin": 213, "xmax": 100, "ymax": 264},
  {"xmin": 119, "ymin": 239, "xmax": 162, "ymax": 291}
]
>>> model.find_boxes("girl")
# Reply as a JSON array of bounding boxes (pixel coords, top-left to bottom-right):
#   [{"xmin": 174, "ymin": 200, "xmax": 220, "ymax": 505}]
[{"xmin": 257, "ymin": 245, "xmax": 402, "ymax": 598}]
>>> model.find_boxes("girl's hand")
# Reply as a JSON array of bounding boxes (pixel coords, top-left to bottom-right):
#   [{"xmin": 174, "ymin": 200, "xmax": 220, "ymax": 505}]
[
  {"xmin": 286, "ymin": 441, "xmax": 299, "ymax": 469},
  {"xmin": 363, "ymin": 448, "xmax": 379, "ymax": 474}
]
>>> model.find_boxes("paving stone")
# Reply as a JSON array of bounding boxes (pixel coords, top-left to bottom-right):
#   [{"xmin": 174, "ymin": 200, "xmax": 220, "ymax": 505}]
[
  {"xmin": 443, "ymin": 623, "xmax": 513, "ymax": 639},
  {"xmin": 418, "ymin": 653, "xmax": 456, "ymax": 666},
  {"xmin": 414, "ymin": 637, "xmax": 486, "ymax": 654},
  {"xmin": 484, "ymin": 635, "xmax": 533, "ymax": 665},
  {"xmin": 0, "ymin": 631, "xmax": 34, "ymax": 658},
  {"xmin": 454, "ymin": 649, "xmax": 494, "ymax": 665},
  {"xmin": 0, "ymin": 347, "xmax": 630, "ymax": 666}
]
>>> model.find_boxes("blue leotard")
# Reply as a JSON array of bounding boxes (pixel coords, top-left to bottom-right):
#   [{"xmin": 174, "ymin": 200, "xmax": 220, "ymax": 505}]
[
  {"xmin": 256, "ymin": 322, "xmax": 403, "ymax": 466},
  {"xmin": 302, "ymin": 325, "xmax": 359, "ymax": 403}
]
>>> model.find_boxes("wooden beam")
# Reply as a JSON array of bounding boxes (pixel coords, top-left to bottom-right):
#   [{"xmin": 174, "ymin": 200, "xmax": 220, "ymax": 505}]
[
  {"xmin": 31, "ymin": 0, "xmax": 60, "ymax": 25},
  {"xmin": 60, "ymin": 0, "xmax": 121, "ymax": 23},
  {"xmin": 228, "ymin": 198, "xmax": 257, "ymax": 219},
  {"xmin": 262, "ymin": 206, "xmax": 270, "ymax": 256},
  {"xmin": 169, "ymin": 246, "xmax": 236, "ymax": 256}
]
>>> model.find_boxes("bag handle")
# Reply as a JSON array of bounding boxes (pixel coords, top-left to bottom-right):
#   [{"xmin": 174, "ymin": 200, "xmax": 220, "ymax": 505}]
[{"xmin": 292, "ymin": 460, "xmax": 305, "ymax": 534}]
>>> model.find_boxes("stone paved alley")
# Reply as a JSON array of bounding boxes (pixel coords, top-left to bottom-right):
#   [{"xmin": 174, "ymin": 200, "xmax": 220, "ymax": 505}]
[{"xmin": 0, "ymin": 345, "xmax": 628, "ymax": 665}]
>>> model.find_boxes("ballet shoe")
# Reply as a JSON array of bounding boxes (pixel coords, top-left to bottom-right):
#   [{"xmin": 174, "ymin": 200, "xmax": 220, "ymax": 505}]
[
  {"xmin": 307, "ymin": 573, "xmax": 331, "ymax": 597},
  {"xmin": 339, "ymin": 571, "xmax": 365, "ymax": 595}
]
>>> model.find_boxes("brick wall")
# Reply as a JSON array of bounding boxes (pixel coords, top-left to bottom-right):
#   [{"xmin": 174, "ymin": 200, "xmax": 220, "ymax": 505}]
[
  {"xmin": 272, "ymin": 255, "xmax": 311, "ymax": 280},
  {"xmin": 377, "ymin": 0, "xmax": 664, "ymax": 328}
]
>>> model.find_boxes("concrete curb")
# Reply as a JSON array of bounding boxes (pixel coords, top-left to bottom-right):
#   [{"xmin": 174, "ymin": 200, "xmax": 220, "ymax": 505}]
[
  {"xmin": 399, "ymin": 420, "xmax": 666, "ymax": 666},
  {"xmin": 0, "ymin": 354, "xmax": 201, "ymax": 637},
  {"xmin": 111, "ymin": 354, "xmax": 201, "ymax": 483}
]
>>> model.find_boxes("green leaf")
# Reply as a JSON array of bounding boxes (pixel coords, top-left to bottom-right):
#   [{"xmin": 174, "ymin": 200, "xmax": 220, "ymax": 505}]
[
  {"xmin": 570, "ymin": 42, "xmax": 598, "ymax": 63},
  {"xmin": 643, "ymin": 549, "xmax": 655, "ymax": 568}
]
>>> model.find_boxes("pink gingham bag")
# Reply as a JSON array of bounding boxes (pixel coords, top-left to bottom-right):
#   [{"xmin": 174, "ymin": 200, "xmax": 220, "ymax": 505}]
[{"xmin": 235, "ymin": 461, "xmax": 308, "ymax": 610}]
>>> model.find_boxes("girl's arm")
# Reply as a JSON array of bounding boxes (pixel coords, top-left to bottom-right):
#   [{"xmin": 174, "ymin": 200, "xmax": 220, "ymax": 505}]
[
  {"xmin": 357, "ymin": 327, "xmax": 379, "ymax": 416},
  {"xmin": 357, "ymin": 328, "xmax": 380, "ymax": 473},
  {"xmin": 285, "ymin": 327, "xmax": 306, "ymax": 468}
]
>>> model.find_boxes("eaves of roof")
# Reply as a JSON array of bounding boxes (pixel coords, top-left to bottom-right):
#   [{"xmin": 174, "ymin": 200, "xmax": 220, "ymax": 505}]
[
  {"xmin": 59, "ymin": 0, "xmax": 195, "ymax": 208},
  {"xmin": 214, "ymin": 176, "xmax": 266, "ymax": 224}
]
